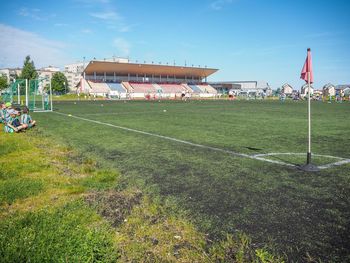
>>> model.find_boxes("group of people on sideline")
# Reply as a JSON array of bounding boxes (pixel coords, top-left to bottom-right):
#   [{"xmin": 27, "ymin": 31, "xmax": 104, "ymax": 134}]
[{"xmin": 0, "ymin": 102, "xmax": 36, "ymax": 133}]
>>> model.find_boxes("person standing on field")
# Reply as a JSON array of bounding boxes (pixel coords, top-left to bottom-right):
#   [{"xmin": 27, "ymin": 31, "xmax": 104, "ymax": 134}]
[{"xmin": 228, "ymin": 89, "xmax": 234, "ymax": 101}]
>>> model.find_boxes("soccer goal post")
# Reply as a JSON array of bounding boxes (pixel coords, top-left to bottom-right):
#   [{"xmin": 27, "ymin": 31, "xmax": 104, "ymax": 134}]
[
  {"xmin": 1, "ymin": 79, "xmax": 26, "ymax": 105},
  {"xmin": 1, "ymin": 78, "xmax": 53, "ymax": 112},
  {"xmin": 27, "ymin": 78, "xmax": 53, "ymax": 112}
]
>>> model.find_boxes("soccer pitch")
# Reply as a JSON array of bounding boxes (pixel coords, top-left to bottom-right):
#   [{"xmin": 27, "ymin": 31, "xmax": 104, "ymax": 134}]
[{"xmin": 33, "ymin": 100, "xmax": 350, "ymax": 261}]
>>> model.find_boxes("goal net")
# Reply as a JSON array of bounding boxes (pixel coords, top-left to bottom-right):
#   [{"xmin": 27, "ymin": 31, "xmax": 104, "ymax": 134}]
[
  {"xmin": 1, "ymin": 78, "xmax": 53, "ymax": 112},
  {"xmin": 28, "ymin": 79, "xmax": 53, "ymax": 112}
]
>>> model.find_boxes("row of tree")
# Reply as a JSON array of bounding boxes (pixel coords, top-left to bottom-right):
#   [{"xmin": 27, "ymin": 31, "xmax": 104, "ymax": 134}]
[{"xmin": 0, "ymin": 55, "xmax": 69, "ymax": 94}]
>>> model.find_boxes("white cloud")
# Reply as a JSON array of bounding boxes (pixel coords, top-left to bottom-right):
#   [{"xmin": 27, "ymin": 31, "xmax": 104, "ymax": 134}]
[
  {"xmin": 107, "ymin": 23, "xmax": 136, "ymax": 33},
  {"xmin": 17, "ymin": 7, "xmax": 56, "ymax": 21},
  {"xmin": 89, "ymin": 10, "xmax": 134, "ymax": 33},
  {"xmin": 18, "ymin": 7, "xmax": 43, "ymax": 20},
  {"xmin": 113, "ymin": 38, "xmax": 130, "ymax": 57},
  {"xmin": 0, "ymin": 24, "xmax": 69, "ymax": 68},
  {"xmin": 90, "ymin": 11, "xmax": 121, "ymax": 20},
  {"xmin": 210, "ymin": 0, "xmax": 233, "ymax": 10}
]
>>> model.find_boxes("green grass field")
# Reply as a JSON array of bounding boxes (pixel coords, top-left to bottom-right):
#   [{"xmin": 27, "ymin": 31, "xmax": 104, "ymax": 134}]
[
  {"xmin": 1, "ymin": 124, "xmax": 279, "ymax": 262},
  {"xmin": 28, "ymin": 99, "xmax": 350, "ymax": 261}
]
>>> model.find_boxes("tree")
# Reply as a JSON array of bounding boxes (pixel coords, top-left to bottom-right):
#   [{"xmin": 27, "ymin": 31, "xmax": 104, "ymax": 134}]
[
  {"xmin": 51, "ymin": 72, "xmax": 68, "ymax": 94},
  {"xmin": 20, "ymin": 55, "xmax": 38, "ymax": 80},
  {"xmin": 273, "ymin": 87, "xmax": 281, "ymax": 96},
  {"xmin": 0, "ymin": 74, "xmax": 8, "ymax": 91}
]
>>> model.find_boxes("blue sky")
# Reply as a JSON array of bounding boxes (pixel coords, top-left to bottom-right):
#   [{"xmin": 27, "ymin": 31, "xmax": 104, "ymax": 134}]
[{"xmin": 0, "ymin": 0, "xmax": 349, "ymax": 88}]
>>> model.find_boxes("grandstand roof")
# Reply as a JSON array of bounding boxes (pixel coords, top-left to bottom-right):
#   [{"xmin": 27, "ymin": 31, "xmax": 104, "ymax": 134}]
[{"xmin": 84, "ymin": 61, "xmax": 218, "ymax": 78}]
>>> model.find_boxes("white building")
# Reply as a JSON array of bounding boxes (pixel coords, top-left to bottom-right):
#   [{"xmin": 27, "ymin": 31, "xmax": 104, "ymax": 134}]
[
  {"xmin": 301, "ymin": 83, "xmax": 314, "ymax": 97},
  {"xmin": 281, "ymin": 83, "xmax": 293, "ymax": 95},
  {"xmin": 1, "ymin": 67, "xmax": 60, "ymax": 89},
  {"xmin": 336, "ymin": 85, "xmax": 350, "ymax": 96},
  {"xmin": 0, "ymin": 68, "xmax": 22, "ymax": 83},
  {"xmin": 322, "ymin": 83, "xmax": 336, "ymax": 97},
  {"xmin": 99, "ymin": 57, "xmax": 129, "ymax": 63},
  {"xmin": 64, "ymin": 62, "xmax": 86, "ymax": 92},
  {"xmin": 37, "ymin": 66, "xmax": 60, "ymax": 89},
  {"xmin": 210, "ymin": 80, "xmax": 271, "ymax": 96}
]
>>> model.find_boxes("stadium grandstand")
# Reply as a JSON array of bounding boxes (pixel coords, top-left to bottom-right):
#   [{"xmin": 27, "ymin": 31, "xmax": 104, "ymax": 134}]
[{"xmin": 77, "ymin": 60, "xmax": 219, "ymax": 99}]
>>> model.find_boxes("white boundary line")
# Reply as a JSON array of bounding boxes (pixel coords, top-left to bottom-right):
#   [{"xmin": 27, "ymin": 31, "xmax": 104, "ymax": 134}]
[
  {"xmin": 318, "ymin": 159, "xmax": 350, "ymax": 169},
  {"xmin": 253, "ymin": 152, "xmax": 350, "ymax": 170},
  {"xmin": 81, "ymin": 110, "xmax": 162, "ymax": 116},
  {"xmin": 253, "ymin": 152, "xmax": 343, "ymax": 159},
  {"xmin": 53, "ymin": 112, "xmax": 350, "ymax": 170}
]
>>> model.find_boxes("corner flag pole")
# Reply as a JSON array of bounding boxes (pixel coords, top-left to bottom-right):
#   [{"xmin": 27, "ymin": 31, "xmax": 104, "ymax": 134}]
[
  {"xmin": 307, "ymin": 71, "xmax": 311, "ymax": 164},
  {"xmin": 300, "ymin": 48, "xmax": 319, "ymax": 172}
]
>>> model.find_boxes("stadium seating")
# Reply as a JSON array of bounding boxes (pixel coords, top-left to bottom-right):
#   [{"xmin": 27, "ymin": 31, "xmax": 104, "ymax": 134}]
[
  {"xmin": 107, "ymin": 83, "xmax": 127, "ymax": 93},
  {"xmin": 159, "ymin": 84, "xmax": 185, "ymax": 94},
  {"xmin": 84, "ymin": 80, "xmax": 218, "ymax": 99},
  {"xmin": 182, "ymin": 84, "xmax": 194, "ymax": 93},
  {"xmin": 153, "ymin": 83, "xmax": 163, "ymax": 92},
  {"xmin": 197, "ymin": 84, "xmax": 217, "ymax": 94},
  {"xmin": 121, "ymin": 82, "xmax": 134, "ymax": 92},
  {"xmin": 187, "ymin": 84, "xmax": 217, "ymax": 94},
  {"xmin": 188, "ymin": 84, "xmax": 203, "ymax": 93},
  {"xmin": 130, "ymin": 83, "xmax": 157, "ymax": 93},
  {"xmin": 87, "ymin": 81, "xmax": 111, "ymax": 95}
]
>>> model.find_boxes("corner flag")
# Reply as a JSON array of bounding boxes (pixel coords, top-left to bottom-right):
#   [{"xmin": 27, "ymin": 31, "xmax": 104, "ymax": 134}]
[
  {"xmin": 300, "ymin": 48, "xmax": 319, "ymax": 172},
  {"xmin": 300, "ymin": 48, "xmax": 313, "ymax": 84}
]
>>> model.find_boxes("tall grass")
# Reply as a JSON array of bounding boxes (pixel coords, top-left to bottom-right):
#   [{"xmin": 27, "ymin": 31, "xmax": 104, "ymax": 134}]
[{"xmin": 0, "ymin": 201, "xmax": 119, "ymax": 262}]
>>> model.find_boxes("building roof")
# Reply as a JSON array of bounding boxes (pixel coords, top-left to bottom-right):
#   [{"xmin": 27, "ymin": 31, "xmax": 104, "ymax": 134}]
[
  {"xmin": 209, "ymin": 80, "xmax": 257, "ymax": 84},
  {"xmin": 301, "ymin": 83, "xmax": 314, "ymax": 89},
  {"xmin": 336, "ymin": 84, "xmax": 350, "ymax": 90},
  {"xmin": 282, "ymin": 83, "xmax": 293, "ymax": 88},
  {"xmin": 323, "ymin": 83, "xmax": 335, "ymax": 89},
  {"xmin": 84, "ymin": 61, "xmax": 218, "ymax": 78},
  {"xmin": 0, "ymin": 67, "xmax": 22, "ymax": 71}
]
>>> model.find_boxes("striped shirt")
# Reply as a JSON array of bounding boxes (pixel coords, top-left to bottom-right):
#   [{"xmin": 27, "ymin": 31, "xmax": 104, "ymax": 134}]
[
  {"xmin": 0, "ymin": 109, "xmax": 5, "ymax": 122},
  {"xmin": 20, "ymin": 114, "xmax": 32, "ymax": 125},
  {"xmin": 4, "ymin": 116, "xmax": 15, "ymax": 133},
  {"xmin": 1, "ymin": 109, "xmax": 10, "ymax": 123}
]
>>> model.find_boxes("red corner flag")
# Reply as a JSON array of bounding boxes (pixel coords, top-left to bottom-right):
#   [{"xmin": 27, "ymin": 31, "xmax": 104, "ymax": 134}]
[{"xmin": 300, "ymin": 48, "xmax": 313, "ymax": 83}]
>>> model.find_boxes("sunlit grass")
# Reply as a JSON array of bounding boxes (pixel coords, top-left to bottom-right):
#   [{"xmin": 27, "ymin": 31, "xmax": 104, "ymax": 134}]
[
  {"xmin": 0, "ymin": 132, "xmax": 120, "ymax": 262},
  {"xmin": 0, "ymin": 200, "xmax": 119, "ymax": 263},
  {"xmin": 0, "ymin": 128, "xmax": 282, "ymax": 262}
]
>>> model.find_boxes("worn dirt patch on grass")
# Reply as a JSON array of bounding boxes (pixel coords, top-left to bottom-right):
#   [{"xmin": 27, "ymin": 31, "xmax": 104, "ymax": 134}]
[{"xmin": 85, "ymin": 189, "xmax": 142, "ymax": 227}]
